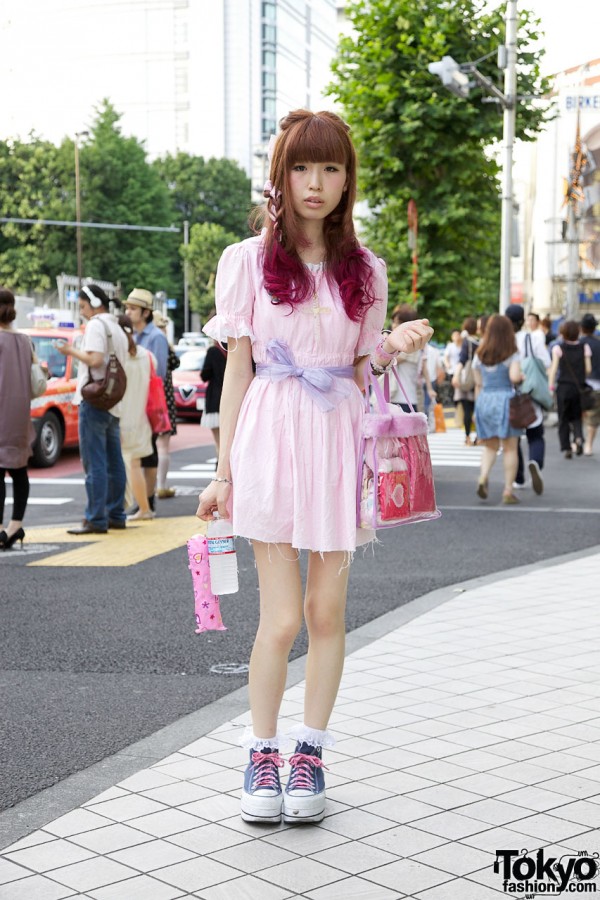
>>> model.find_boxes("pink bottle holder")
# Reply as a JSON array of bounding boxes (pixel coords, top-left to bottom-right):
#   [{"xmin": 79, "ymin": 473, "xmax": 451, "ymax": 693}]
[{"xmin": 187, "ymin": 534, "xmax": 227, "ymax": 633}]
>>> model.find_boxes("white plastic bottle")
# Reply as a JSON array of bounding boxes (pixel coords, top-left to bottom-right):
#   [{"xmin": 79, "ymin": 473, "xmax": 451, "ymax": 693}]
[{"xmin": 207, "ymin": 514, "xmax": 239, "ymax": 595}]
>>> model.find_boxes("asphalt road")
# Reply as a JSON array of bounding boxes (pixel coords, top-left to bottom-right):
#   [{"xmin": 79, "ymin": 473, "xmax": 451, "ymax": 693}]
[{"xmin": 1, "ymin": 422, "xmax": 598, "ymax": 812}]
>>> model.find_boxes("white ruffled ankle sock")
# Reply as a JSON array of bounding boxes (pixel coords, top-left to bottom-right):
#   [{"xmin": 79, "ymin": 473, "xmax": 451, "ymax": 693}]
[{"xmin": 287, "ymin": 723, "xmax": 336, "ymax": 749}]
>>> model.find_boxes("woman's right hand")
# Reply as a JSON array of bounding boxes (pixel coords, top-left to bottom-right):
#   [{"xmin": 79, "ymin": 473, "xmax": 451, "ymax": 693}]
[{"xmin": 196, "ymin": 480, "xmax": 231, "ymax": 521}]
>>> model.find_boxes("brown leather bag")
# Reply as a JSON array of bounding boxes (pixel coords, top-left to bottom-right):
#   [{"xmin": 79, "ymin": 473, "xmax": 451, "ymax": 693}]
[
  {"xmin": 509, "ymin": 391, "xmax": 537, "ymax": 429},
  {"xmin": 81, "ymin": 318, "xmax": 127, "ymax": 411}
]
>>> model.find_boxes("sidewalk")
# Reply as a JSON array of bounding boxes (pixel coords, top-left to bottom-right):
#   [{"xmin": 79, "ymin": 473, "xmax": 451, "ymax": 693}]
[{"xmin": 1, "ymin": 549, "xmax": 600, "ymax": 899}]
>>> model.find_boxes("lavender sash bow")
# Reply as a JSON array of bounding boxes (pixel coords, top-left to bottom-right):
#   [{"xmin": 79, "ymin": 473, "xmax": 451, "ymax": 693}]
[{"xmin": 256, "ymin": 340, "xmax": 354, "ymax": 412}]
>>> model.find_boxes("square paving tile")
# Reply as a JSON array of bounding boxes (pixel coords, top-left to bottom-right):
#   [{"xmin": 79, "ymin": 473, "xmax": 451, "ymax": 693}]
[
  {"xmin": 321, "ymin": 809, "xmax": 404, "ymax": 840},
  {"xmin": 108, "ymin": 837, "xmax": 196, "ymax": 871},
  {"xmin": 47, "ymin": 857, "xmax": 138, "ymax": 892},
  {"xmin": 209, "ymin": 839, "xmax": 297, "ymax": 874},
  {"xmin": 305, "ymin": 875, "xmax": 404, "ymax": 898},
  {"xmin": 310, "ymin": 840, "xmax": 399, "ymax": 874},
  {"xmin": 128, "ymin": 808, "xmax": 208, "ymax": 838},
  {"xmin": 0, "ymin": 874, "xmax": 80, "ymax": 899},
  {"xmin": 361, "ymin": 857, "xmax": 453, "ymax": 894},
  {"xmin": 199, "ymin": 874, "xmax": 294, "ymax": 899},
  {"xmin": 150, "ymin": 856, "xmax": 238, "ymax": 892},
  {"xmin": 4, "ymin": 839, "xmax": 95, "ymax": 873},
  {"xmin": 259, "ymin": 857, "xmax": 347, "ymax": 892},
  {"xmin": 362, "ymin": 825, "xmax": 447, "ymax": 857},
  {"xmin": 87, "ymin": 874, "xmax": 184, "ymax": 899},
  {"xmin": 412, "ymin": 842, "xmax": 493, "ymax": 877}
]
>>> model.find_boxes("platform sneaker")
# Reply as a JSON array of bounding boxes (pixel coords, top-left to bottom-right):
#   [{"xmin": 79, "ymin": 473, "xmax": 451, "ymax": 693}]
[
  {"xmin": 283, "ymin": 742, "xmax": 328, "ymax": 824},
  {"xmin": 240, "ymin": 747, "xmax": 285, "ymax": 824}
]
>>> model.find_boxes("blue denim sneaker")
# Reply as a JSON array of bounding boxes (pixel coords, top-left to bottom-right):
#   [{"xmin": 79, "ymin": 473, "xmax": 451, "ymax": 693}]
[
  {"xmin": 240, "ymin": 747, "xmax": 284, "ymax": 823},
  {"xmin": 283, "ymin": 742, "xmax": 328, "ymax": 824}
]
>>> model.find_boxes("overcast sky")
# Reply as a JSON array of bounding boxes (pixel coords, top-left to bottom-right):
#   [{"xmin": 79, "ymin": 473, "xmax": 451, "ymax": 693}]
[{"xmin": 1, "ymin": 0, "xmax": 598, "ymax": 146}]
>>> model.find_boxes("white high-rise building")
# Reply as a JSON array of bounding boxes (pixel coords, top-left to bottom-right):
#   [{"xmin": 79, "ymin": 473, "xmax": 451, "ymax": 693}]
[{"xmin": 1, "ymin": 0, "xmax": 339, "ymax": 182}]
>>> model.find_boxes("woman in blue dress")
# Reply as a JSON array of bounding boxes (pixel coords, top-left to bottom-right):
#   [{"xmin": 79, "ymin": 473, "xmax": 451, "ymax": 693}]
[{"xmin": 473, "ymin": 314, "xmax": 523, "ymax": 504}]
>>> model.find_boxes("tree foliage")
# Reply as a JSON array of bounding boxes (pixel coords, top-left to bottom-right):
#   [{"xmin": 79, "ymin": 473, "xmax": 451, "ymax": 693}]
[
  {"xmin": 329, "ymin": 0, "xmax": 553, "ymax": 334},
  {"xmin": 153, "ymin": 153, "xmax": 251, "ymax": 238},
  {"xmin": 181, "ymin": 222, "xmax": 239, "ymax": 319},
  {"xmin": 0, "ymin": 101, "xmax": 252, "ymax": 326}
]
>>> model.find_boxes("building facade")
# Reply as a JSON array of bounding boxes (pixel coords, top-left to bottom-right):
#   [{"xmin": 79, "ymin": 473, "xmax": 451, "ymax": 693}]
[
  {"xmin": 2, "ymin": 0, "xmax": 339, "ymax": 184},
  {"xmin": 517, "ymin": 58, "xmax": 600, "ymax": 321}
]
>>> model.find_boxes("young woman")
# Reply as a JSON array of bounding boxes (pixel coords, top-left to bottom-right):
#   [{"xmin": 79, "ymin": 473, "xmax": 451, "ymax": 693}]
[
  {"xmin": 0, "ymin": 288, "xmax": 35, "ymax": 549},
  {"xmin": 196, "ymin": 110, "xmax": 432, "ymax": 825},
  {"xmin": 117, "ymin": 315, "xmax": 155, "ymax": 520},
  {"xmin": 548, "ymin": 319, "xmax": 592, "ymax": 458},
  {"xmin": 473, "ymin": 313, "xmax": 523, "ymax": 504}
]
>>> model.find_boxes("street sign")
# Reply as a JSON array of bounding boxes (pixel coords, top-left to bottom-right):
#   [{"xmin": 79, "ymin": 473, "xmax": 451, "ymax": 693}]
[{"xmin": 166, "ymin": 298, "xmax": 177, "ymax": 309}]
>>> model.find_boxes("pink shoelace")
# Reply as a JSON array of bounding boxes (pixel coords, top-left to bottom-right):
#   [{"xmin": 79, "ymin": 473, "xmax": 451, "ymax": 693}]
[
  {"xmin": 287, "ymin": 753, "xmax": 329, "ymax": 790},
  {"xmin": 250, "ymin": 751, "xmax": 284, "ymax": 790}
]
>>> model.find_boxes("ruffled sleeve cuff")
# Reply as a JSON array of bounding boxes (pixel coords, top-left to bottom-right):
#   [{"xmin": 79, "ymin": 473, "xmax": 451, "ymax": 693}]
[
  {"xmin": 203, "ymin": 315, "xmax": 255, "ymax": 343},
  {"xmin": 356, "ymin": 328, "xmax": 383, "ymax": 358}
]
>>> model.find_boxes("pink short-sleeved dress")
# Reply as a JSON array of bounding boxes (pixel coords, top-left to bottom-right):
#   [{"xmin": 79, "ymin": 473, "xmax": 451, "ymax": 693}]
[{"xmin": 203, "ymin": 235, "xmax": 388, "ymax": 553}]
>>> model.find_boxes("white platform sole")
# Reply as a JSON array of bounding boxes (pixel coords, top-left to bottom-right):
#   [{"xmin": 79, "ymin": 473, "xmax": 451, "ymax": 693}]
[
  {"xmin": 240, "ymin": 790, "xmax": 282, "ymax": 824},
  {"xmin": 283, "ymin": 790, "xmax": 326, "ymax": 824}
]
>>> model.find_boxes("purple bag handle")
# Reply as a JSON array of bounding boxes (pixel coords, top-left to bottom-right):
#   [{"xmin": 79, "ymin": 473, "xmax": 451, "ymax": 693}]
[{"xmin": 363, "ymin": 362, "xmax": 417, "ymax": 414}]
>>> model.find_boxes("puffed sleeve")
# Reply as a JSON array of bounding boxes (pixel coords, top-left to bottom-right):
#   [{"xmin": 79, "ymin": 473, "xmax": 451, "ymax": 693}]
[
  {"xmin": 203, "ymin": 242, "xmax": 256, "ymax": 342},
  {"xmin": 355, "ymin": 253, "xmax": 388, "ymax": 357}
]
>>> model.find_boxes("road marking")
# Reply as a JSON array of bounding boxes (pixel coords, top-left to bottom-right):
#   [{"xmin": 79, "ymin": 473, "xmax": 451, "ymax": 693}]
[
  {"xmin": 4, "ymin": 497, "xmax": 72, "ymax": 505},
  {"xmin": 428, "ymin": 431, "xmax": 483, "ymax": 468},
  {"xmin": 26, "ymin": 517, "xmax": 207, "ymax": 568}
]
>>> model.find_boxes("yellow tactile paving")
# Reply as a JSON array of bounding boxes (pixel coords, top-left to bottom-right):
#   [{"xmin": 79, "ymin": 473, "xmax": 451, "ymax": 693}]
[{"xmin": 27, "ymin": 517, "xmax": 207, "ymax": 567}]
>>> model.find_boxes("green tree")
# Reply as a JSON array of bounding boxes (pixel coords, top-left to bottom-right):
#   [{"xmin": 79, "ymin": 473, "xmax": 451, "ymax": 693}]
[
  {"xmin": 181, "ymin": 222, "xmax": 238, "ymax": 320},
  {"xmin": 0, "ymin": 135, "xmax": 65, "ymax": 292},
  {"xmin": 329, "ymin": 0, "xmax": 553, "ymax": 334},
  {"xmin": 153, "ymin": 153, "xmax": 251, "ymax": 238},
  {"xmin": 75, "ymin": 100, "xmax": 179, "ymax": 297}
]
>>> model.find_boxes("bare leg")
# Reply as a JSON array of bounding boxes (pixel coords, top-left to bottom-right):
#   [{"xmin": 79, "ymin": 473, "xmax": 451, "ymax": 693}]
[
  {"xmin": 303, "ymin": 552, "xmax": 349, "ymax": 730},
  {"xmin": 156, "ymin": 433, "xmax": 171, "ymax": 490},
  {"xmin": 479, "ymin": 440, "xmax": 499, "ymax": 484},
  {"xmin": 584, "ymin": 422, "xmax": 596, "ymax": 455},
  {"xmin": 501, "ymin": 437, "xmax": 519, "ymax": 494},
  {"xmin": 249, "ymin": 542, "xmax": 303, "ymax": 739},
  {"xmin": 210, "ymin": 427, "xmax": 220, "ymax": 460},
  {"xmin": 130, "ymin": 459, "xmax": 151, "ymax": 514}
]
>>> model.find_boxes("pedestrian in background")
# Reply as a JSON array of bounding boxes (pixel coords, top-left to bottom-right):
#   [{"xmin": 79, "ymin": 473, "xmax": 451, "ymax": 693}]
[
  {"xmin": 118, "ymin": 315, "xmax": 155, "ymax": 520},
  {"xmin": 58, "ymin": 284, "xmax": 129, "ymax": 534},
  {"xmin": 153, "ymin": 311, "xmax": 180, "ymax": 499},
  {"xmin": 505, "ymin": 304, "xmax": 550, "ymax": 495},
  {"xmin": 473, "ymin": 313, "xmax": 523, "ymax": 504},
  {"xmin": 387, "ymin": 304, "xmax": 436, "ymax": 413},
  {"xmin": 548, "ymin": 319, "xmax": 592, "ymax": 459},
  {"xmin": 196, "ymin": 109, "xmax": 433, "ymax": 825},
  {"xmin": 124, "ymin": 288, "xmax": 169, "ymax": 512},
  {"xmin": 452, "ymin": 316, "xmax": 479, "ymax": 445},
  {"xmin": 0, "ymin": 287, "xmax": 35, "ymax": 550},
  {"xmin": 580, "ymin": 313, "xmax": 600, "ymax": 456},
  {"xmin": 201, "ymin": 335, "xmax": 228, "ymax": 464}
]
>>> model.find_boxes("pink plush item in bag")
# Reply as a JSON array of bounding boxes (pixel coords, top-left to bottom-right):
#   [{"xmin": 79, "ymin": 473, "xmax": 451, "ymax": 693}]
[
  {"xmin": 187, "ymin": 534, "xmax": 227, "ymax": 633},
  {"xmin": 357, "ymin": 367, "xmax": 441, "ymax": 529}
]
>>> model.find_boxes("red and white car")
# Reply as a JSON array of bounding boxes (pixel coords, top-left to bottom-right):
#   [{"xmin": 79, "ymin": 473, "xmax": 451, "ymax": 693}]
[
  {"xmin": 24, "ymin": 325, "xmax": 83, "ymax": 467},
  {"xmin": 172, "ymin": 348, "xmax": 208, "ymax": 420}
]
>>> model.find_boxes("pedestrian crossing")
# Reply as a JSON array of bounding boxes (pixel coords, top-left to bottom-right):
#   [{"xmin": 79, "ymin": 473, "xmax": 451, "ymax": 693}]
[
  {"xmin": 428, "ymin": 429, "xmax": 483, "ymax": 468},
  {"xmin": 6, "ymin": 440, "xmax": 481, "ymax": 511}
]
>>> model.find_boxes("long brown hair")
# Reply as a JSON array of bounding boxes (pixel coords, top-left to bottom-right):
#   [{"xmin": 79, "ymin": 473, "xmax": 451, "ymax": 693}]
[
  {"xmin": 477, "ymin": 314, "xmax": 517, "ymax": 366},
  {"xmin": 259, "ymin": 109, "xmax": 376, "ymax": 321},
  {"xmin": 118, "ymin": 314, "xmax": 137, "ymax": 357}
]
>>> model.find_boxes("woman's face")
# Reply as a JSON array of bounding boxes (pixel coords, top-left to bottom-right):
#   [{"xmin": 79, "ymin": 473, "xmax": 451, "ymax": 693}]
[{"xmin": 288, "ymin": 161, "xmax": 347, "ymax": 224}]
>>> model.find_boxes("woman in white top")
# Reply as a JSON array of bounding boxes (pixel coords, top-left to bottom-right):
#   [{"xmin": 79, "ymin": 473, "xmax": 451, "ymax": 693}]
[{"xmin": 118, "ymin": 316, "xmax": 155, "ymax": 520}]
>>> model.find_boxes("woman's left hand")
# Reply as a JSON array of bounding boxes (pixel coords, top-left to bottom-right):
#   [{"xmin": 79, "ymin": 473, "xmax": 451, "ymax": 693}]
[{"xmin": 386, "ymin": 319, "xmax": 434, "ymax": 355}]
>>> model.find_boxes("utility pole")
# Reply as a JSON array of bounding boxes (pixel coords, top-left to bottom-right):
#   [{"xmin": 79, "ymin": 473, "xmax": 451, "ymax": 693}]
[
  {"xmin": 74, "ymin": 131, "xmax": 89, "ymax": 288},
  {"xmin": 499, "ymin": 0, "xmax": 517, "ymax": 313},
  {"xmin": 183, "ymin": 219, "xmax": 190, "ymax": 333}
]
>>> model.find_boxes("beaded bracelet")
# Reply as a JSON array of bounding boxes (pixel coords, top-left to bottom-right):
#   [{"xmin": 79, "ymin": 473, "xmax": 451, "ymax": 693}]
[{"xmin": 212, "ymin": 477, "xmax": 233, "ymax": 485}]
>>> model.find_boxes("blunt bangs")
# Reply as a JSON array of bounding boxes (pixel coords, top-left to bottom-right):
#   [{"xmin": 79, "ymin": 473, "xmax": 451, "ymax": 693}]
[{"xmin": 284, "ymin": 115, "xmax": 351, "ymax": 167}]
